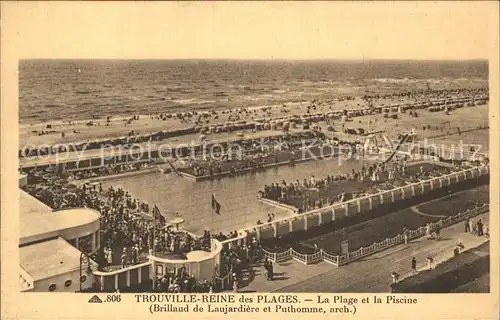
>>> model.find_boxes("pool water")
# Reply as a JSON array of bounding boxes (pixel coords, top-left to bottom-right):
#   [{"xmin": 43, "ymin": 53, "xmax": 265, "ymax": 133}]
[{"xmin": 102, "ymin": 157, "xmax": 368, "ymax": 234}]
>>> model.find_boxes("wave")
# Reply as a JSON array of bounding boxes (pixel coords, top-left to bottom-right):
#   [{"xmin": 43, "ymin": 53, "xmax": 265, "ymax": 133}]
[
  {"xmin": 167, "ymin": 87, "xmax": 185, "ymax": 92},
  {"xmin": 172, "ymin": 98, "xmax": 197, "ymax": 105},
  {"xmin": 44, "ymin": 104, "xmax": 63, "ymax": 108},
  {"xmin": 75, "ymin": 90, "xmax": 92, "ymax": 94}
]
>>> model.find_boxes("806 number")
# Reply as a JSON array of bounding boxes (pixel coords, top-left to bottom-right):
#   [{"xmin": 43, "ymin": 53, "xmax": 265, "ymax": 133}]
[{"xmin": 106, "ymin": 295, "xmax": 122, "ymax": 303}]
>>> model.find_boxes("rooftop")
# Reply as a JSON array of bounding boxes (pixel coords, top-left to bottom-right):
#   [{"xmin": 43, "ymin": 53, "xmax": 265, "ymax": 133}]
[
  {"xmin": 20, "ymin": 190, "xmax": 101, "ymax": 244},
  {"xmin": 20, "ymin": 188, "xmax": 52, "ymax": 216},
  {"xmin": 19, "ymin": 237, "xmax": 97, "ymax": 281}
]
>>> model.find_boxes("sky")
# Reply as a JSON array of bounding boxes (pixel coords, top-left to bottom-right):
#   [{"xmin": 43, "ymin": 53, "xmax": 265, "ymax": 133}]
[{"xmin": 1, "ymin": 2, "xmax": 498, "ymax": 60}]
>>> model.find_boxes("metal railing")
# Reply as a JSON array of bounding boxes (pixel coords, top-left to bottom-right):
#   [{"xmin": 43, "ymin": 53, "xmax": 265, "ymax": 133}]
[
  {"xmin": 259, "ymin": 203, "xmax": 488, "ymax": 267},
  {"xmin": 247, "ymin": 165, "xmax": 488, "ymax": 241}
]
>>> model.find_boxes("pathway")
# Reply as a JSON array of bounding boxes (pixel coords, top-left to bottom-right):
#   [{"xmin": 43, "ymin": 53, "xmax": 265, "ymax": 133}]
[{"xmin": 243, "ymin": 212, "xmax": 489, "ymax": 292}]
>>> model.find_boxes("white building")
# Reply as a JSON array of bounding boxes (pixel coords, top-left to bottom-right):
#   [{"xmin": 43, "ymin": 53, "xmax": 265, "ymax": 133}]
[{"xmin": 19, "ymin": 189, "xmax": 101, "ymax": 292}]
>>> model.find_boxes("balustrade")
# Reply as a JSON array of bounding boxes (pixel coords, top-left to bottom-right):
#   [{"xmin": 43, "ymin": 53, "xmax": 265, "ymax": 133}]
[{"xmin": 232, "ymin": 168, "xmax": 489, "ymax": 270}]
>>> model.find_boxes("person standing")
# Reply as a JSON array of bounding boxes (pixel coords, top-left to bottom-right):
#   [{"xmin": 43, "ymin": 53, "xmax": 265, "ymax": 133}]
[
  {"xmin": 411, "ymin": 257, "xmax": 417, "ymax": 274},
  {"xmin": 268, "ymin": 260, "xmax": 274, "ymax": 280},
  {"xmin": 427, "ymin": 257, "xmax": 434, "ymax": 270},
  {"xmin": 120, "ymin": 249, "xmax": 127, "ymax": 268},
  {"xmin": 477, "ymin": 219, "xmax": 484, "ymax": 236},
  {"xmin": 232, "ymin": 276, "xmax": 238, "ymax": 293},
  {"xmin": 465, "ymin": 218, "xmax": 470, "ymax": 233},
  {"xmin": 434, "ymin": 227, "xmax": 441, "ymax": 241},
  {"xmin": 106, "ymin": 247, "xmax": 113, "ymax": 266},
  {"xmin": 403, "ymin": 228, "xmax": 409, "ymax": 244},
  {"xmin": 425, "ymin": 223, "xmax": 431, "ymax": 240}
]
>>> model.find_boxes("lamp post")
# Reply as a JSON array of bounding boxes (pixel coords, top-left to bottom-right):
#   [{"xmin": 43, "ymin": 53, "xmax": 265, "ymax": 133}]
[{"xmin": 79, "ymin": 252, "xmax": 92, "ymax": 292}]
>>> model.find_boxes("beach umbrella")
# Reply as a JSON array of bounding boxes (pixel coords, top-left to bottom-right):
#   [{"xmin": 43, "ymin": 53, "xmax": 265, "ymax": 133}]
[{"xmin": 168, "ymin": 217, "xmax": 185, "ymax": 225}]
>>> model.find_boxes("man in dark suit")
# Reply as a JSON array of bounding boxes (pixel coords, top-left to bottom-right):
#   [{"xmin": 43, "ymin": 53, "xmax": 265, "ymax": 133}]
[{"xmin": 411, "ymin": 257, "xmax": 417, "ymax": 274}]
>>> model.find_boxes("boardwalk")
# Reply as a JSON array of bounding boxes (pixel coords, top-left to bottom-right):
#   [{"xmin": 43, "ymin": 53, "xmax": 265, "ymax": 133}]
[{"xmin": 242, "ymin": 212, "xmax": 489, "ymax": 292}]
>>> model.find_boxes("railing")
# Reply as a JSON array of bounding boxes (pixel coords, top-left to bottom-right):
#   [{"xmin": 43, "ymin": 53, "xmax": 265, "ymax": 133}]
[
  {"xmin": 219, "ymin": 230, "xmax": 249, "ymax": 249},
  {"xmin": 259, "ymin": 203, "xmax": 488, "ymax": 267},
  {"xmin": 93, "ymin": 261, "xmax": 152, "ymax": 277},
  {"xmin": 214, "ymin": 269, "xmax": 234, "ymax": 291},
  {"xmin": 246, "ymin": 164, "xmax": 488, "ymax": 241},
  {"xmin": 275, "ymin": 249, "xmax": 292, "ymax": 262},
  {"xmin": 87, "ymin": 165, "xmax": 487, "ymax": 285},
  {"xmin": 290, "ymin": 249, "xmax": 306, "ymax": 264}
]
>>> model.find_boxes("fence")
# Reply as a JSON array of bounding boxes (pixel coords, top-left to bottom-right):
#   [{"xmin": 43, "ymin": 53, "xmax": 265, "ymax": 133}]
[
  {"xmin": 218, "ymin": 165, "xmax": 489, "ymax": 251},
  {"xmin": 219, "ymin": 230, "xmax": 249, "ymax": 250},
  {"xmin": 258, "ymin": 203, "xmax": 488, "ymax": 267},
  {"xmin": 247, "ymin": 165, "xmax": 488, "ymax": 242}
]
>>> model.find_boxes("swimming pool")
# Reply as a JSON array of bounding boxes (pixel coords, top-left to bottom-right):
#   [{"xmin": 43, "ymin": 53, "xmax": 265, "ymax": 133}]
[{"xmin": 102, "ymin": 157, "xmax": 367, "ymax": 234}]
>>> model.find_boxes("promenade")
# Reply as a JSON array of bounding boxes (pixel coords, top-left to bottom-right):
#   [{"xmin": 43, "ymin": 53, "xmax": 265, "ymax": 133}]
[{"xmin": 242, "ymin": 212, "xmax": 489, "ymax": 292}]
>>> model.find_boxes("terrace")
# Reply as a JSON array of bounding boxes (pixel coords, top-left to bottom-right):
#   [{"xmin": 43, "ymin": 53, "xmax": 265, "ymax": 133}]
[{"xmin": 262, "ymin": 161, "xmax": 453, "ymax": 211}]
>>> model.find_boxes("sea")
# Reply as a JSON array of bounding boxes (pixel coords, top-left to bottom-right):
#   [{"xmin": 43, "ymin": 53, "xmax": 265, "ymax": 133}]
[{"xmin": 19, "ymin": 59, "xmax": 488, "ymax": 124}]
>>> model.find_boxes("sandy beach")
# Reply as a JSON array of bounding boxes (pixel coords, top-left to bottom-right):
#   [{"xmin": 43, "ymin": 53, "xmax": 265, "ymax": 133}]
[{"xmin": 20, "ymin": 90, "xmax": 486, "ymax": 148}]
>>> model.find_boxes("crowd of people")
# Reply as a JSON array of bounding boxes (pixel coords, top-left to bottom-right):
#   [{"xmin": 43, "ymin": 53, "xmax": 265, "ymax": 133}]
[
  {"xmin": 220, "ymin": 237, "xmax": 264, "ymax": 292},
  {"xmin": 256, "ymin": 213, "xmax": 276, "ymax": 225},
  {"xmin": 184, "ymin": 133, "xmax": 325, "ymax": 178},
  {"xmin": 213, "ymin": 230, "xmax": 240, "ymax": 242},
  {"xmin": 22, "ymin": 165, "xmax": 268, "ymax": 293},
  {"xmin": 187, "ymin": 154, "xmax": 270, "ymax": 177},
  {"xmin": 88, "ymin": 185, "xmax": 220, "ymax": 268},
  {"xmin": 259, "ymin": 159, "xmax": 455, "ymax": 212},
  {"xmin": 21, "ymin": 166, "xmax": 216, "ymax": 270},
  {"xmin": 21, "ymin": 87, "xmax": 488, "ymax": 159},
  {"xmin": 362, "ymin": 87, "xmax": 488, "ymax": 104},
  {"xmin": 464, "ymin": 217, "xmax": 488, "ymax": 238},
  {"xmin": 69, "ymin": 161, "xmax": 153, "ymax": 180},
  {"xmin": 152, "ymin": 235, "xmax": 264, "ymax": 293},
  {"xmin": 154, "ymin": 265, "xmax": 215, "ymax": 293}
]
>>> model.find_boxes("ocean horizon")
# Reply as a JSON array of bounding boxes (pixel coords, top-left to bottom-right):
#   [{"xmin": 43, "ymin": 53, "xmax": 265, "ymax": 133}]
[{"xmin": 19, "ymin": 59, "xmax": 488, "ymax": 123}]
